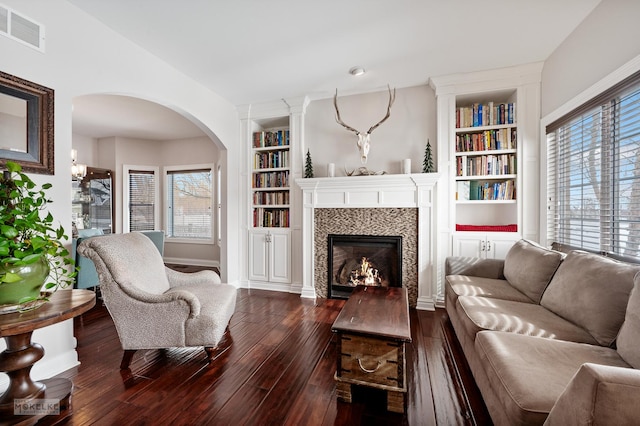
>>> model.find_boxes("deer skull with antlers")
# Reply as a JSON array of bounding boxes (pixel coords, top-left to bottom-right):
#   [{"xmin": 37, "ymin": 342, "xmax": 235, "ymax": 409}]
[{"xmin": 333, "ymin": 85, "xmax": 396, "ymax": 164}]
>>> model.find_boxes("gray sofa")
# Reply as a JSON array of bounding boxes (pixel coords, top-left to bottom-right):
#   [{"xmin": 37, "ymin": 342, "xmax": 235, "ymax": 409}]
[{"xmin": 445, "ymin": 239, "xmax": 640, "ymax": 425}]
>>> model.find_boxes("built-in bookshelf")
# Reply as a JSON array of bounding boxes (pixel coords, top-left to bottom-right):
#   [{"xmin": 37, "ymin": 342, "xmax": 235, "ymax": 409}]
[
  {"xmin": 454, "ymin": 97, "xmax": 519, "ymax": 228},
  {"xmin": 430, "ymin": 64, "xmax": 542, "ymax": 276},
  {"xmin": 251, "ymin": 129, "xmax": 290, "ymax": 228},
  {"xmin": 455, "ymin": 123, "xmax": 517, "ymax": 202}
]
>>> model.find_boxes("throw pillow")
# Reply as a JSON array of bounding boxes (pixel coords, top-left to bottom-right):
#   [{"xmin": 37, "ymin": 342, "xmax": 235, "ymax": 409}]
[
  {"xmin": 540, "ymin": 250, "xmax": 640, "ymax": 347},
  {"xmin": 616, "ymin": 272, "xmax": 640, "ymax": 368},
  {"xmin": 503, "ymin": 239, "xmax": 564, "ymax": 303}
]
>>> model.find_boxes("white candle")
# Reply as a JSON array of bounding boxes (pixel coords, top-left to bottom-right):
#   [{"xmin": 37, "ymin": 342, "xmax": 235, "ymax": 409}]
[
  {"xmin": 328, "ymin": 163, "xmax": 335, "ymax": 177},
  {"xmin": 402, "ymin": 159, "xmax": 411, "ymax": 174}
]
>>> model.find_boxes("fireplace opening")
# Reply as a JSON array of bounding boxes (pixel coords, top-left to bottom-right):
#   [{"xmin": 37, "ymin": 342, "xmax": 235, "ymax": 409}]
[{"xmin": 328, "ymin": 234, "xmax": 402, "ymax": 299}]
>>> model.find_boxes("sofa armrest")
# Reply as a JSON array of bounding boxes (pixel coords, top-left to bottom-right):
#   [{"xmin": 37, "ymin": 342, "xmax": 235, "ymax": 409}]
[
  {"xmin": 445, "ymin": 256, "xmax": 505, "ymax": 279},
  {"xmin": 544, "ymin": 363, "xmax": 640, "ymax": 426}
]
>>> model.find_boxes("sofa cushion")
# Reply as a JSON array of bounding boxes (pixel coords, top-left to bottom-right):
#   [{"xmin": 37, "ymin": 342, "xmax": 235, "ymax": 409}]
[
  {"xmin": 475, "ymin": 331, "xmax": 630, "ymax": 425},
  {"xmin": 456, "ymin": 296, "xmax": 598, "ymax": 344},
  {"xmin": 166, "ymin": 283, "xmax": 238, "ymax": 347},
  {"xmin": 446, "ymin": 275, "xmax": 534, "ymax": 305},
  {"xmin": 616, "ymin": 272, "xmax": 640, "ymax": 369},
  {"xmin": 540, "ymin": 251, "xmax": 640, "ymax": 347},
  {"xmin": 503, "ymin": 239, "xmax": 564, "ymax": 303}
]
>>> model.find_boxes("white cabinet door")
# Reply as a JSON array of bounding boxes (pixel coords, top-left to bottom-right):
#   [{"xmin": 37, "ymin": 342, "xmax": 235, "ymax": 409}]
[
  {"xmin": 453, "ymin": 232, "xmax": 520, "ymax": 259},
  {"xmin": 269, "ymin": 230, "xmax": 291, "ymax": 283},
  {"xmin": 486, "ymin": 234, "xmax": 520, "ymax": 259},
  {"xmin": 248, "ymin": 229, "xmax": 291, "ymax": 284},
  {"xmin": 248, "ymin": 230, "xmax": 269, "ymax": 281},
  {"xmin": 452, "ymin": 235, "xmax": 484, "ymax": 258}
]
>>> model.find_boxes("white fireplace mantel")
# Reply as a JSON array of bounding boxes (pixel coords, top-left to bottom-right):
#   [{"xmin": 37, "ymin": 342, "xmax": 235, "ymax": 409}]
[{"xmin": 295, "ymin": 173, "xmax": 439, "ymax": 310}]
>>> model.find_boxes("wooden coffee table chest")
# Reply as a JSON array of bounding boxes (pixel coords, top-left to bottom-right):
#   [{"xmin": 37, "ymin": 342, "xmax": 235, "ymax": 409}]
[{"xmin": 331, "ymin": 285, "xmax": 411, "ymax": 413}]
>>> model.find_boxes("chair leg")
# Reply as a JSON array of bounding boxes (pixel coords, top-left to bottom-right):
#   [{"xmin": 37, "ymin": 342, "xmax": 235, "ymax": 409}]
[
  {"xmin": 204, "ymin": 346, "xmax": 217, "ymax": 362},
  {"xmin": 204, "ymin": 327, "xmax": 233, "ymax": 363},
  {"xmin": 120, "ymin": 349, "xmax": 136, "ymax": 369}
]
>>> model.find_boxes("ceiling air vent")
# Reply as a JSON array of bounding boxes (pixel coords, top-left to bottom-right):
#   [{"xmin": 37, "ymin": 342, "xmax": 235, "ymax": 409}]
[{"xmin": 0, "ymin": 3, "xmax": 45, "ymax": 52}]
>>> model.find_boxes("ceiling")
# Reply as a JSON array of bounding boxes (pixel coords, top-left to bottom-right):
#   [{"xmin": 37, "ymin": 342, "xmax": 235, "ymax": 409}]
[{"xmin": 68, "ymin": 0, "xmax": 601, "ymax": 140}]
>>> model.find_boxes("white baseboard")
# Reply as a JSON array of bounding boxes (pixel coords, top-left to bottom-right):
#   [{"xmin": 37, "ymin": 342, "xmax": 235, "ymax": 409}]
[
  {"xmin": 246, "ymin": 281, "xmax": 294, "ymax": 293},
  {"xmin": 162, "ymin": 257, "xmax": 220, "ymax": 268},
  {"xmin": 416, "ymin": 296, "xmax": 436, "ymax": 311}
]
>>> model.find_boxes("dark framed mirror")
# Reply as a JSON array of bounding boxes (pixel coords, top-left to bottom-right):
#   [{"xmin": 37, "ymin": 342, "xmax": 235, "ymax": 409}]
[{"xmin": 0, "ymin": 71, "xmax": 54, "ymax": 174}]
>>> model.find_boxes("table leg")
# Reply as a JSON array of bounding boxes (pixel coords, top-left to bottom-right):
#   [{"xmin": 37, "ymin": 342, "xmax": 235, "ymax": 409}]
[
  {"xmin": 336, "ymin": 381, "xmax": 352, "ymax": 403},
  {"xmin": 0, "ymin": 333, "xmax": 46, "ymax": 412},
  {"xmin": 0, "ymin": 333, "xmax": 73, "ymax": 423},
  {"xmin": 387, "ymin": 390, "xmax": 405, "ymax": 413}
]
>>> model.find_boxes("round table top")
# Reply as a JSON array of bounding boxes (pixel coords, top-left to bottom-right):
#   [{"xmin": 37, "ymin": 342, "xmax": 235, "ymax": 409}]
[{"xmin": 0, "ymin": 289, "xmax": 96, "ymax": 337}]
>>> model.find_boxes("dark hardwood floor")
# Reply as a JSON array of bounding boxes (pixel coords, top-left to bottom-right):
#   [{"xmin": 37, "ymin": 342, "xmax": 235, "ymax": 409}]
[{"xmin": 52, "ymin": 285, "xmax": 491, "ymax": 425}]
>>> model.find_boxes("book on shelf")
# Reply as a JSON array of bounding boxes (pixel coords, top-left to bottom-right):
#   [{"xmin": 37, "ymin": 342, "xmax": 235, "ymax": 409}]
[
  {"xmin": 457, "ymin": 181, "xmax": 470, "ymax": 201},
  {"xmin": 253, "ymin": 150, "xmax": 289, "ymax": 169},
  {"xmin": 464, "ymin": 179, "xmax": 515, "ymax": 201},
  {"xmin": 457, "ymin": 154, "xmax": 516, "ymax": 177},
  {"xmin": 456, "ymin": 128, "xmax": 517, "ymax": 152},
  {"xmin": 252, "ymin": 190, "xmax": 290, "ymax": 205},
  {"xmin": 253, "ymin": 207, "xmax": 290, "ymax": 228},
  {"xmin": 456, "ymin": 102, "xmax": 516, "ymax": 128},
  {"xmin": 469, "ymin": 181, "xmax": 480, "ymax": 200},
  {"xmin": 253, "ymin": 130, "xmax": 290, "ymax": 148},
  {"xmin": 252, "ymin": 170, "xmax": 289, "ymax": 188}
]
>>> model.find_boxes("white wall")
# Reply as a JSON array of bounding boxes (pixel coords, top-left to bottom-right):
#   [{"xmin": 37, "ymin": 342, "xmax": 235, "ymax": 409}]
[
  {"xmin": 72, "ymin": 133, "xmax": 98, "ymax": 165},
  {"xmin": 0, "ymin": 0, "xmax": 240, "ymax": 385},
  {"xmin": 304, "ymin": 85, "xmax": 436, "ymax": 176},
  {"xmin": 541, "ymin": 0, "xmax": 640, "ymax": 117}
]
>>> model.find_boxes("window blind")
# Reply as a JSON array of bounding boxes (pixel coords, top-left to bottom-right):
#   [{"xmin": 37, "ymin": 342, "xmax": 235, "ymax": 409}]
[
  {"xmin": 167, "ymin": 169, "xmax": 212, "ymax": 239},
  {"xmin": 547, "ymin": 71, "xmax": 640, "ymax": 260},
  {"xmin": 128, "ymin": 170, "xmax": 156, "ymax": 231}
]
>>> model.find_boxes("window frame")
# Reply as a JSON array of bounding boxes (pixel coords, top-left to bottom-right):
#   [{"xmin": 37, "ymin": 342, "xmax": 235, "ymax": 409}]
[
  {"xmin": 163, "ymin": 164, "xmax": 215, "ymax": 244},
  {"xmin": 545, "ymin": 70, "xmax": 640, "ymax": 261}
]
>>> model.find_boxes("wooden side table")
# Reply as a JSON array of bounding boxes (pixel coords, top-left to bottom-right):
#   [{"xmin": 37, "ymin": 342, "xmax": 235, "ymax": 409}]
[
  {"xmin": 0, "ymin": 289, "xmax": 96, "ymax": 425},
  {"xmin": 332, "ymin": 285, "xmax": 411, "ymax": 413}
]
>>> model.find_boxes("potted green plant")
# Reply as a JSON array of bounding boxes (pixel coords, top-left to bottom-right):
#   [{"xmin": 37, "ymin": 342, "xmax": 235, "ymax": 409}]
[{"xmin": 0, "ymin": 161, "xmax": 76, "ymax": 311}]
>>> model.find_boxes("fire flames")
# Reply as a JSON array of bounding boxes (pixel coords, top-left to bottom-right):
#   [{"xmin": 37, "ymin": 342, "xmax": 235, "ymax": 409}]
[{"xmin": 349, "ymin": 257, "xmax": 381, "ymax": 286}]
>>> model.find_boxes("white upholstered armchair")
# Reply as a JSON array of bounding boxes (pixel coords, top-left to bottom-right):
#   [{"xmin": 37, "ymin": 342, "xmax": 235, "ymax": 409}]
[{"xmin": 77, "ymin": 232, "xmax": 237, "ymax": 369}]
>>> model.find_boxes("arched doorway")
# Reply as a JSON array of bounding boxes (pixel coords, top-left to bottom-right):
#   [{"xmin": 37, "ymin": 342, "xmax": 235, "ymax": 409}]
[{"xmin": 71, "ymin": 94, "xmax": 225, "ymax": 271}]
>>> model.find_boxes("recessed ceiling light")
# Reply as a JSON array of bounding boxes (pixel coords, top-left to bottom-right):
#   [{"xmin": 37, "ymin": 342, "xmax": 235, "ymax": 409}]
[{"xmin": 349, "ymin": 66, "xmax": 365, "ymax": 76}]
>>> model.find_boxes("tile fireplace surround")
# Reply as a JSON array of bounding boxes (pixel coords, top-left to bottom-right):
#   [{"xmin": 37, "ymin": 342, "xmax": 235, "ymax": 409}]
[
  {"xmin": 317, "ymin": 208, "xmax": 417, "ymax": 305},
  {"xmin": 296, "ymin": 173, "xmax": 439, "ymax": 310}
]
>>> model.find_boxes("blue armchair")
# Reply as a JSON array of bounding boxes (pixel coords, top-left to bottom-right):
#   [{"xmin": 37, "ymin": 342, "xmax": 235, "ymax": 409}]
[
  {"xmin": 138, "ymin": 230, "xmax": 165, "ymax": 256},
  {"xmin": 72, "ymin": 229, "xmax": 105, "ymax": 289}
]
